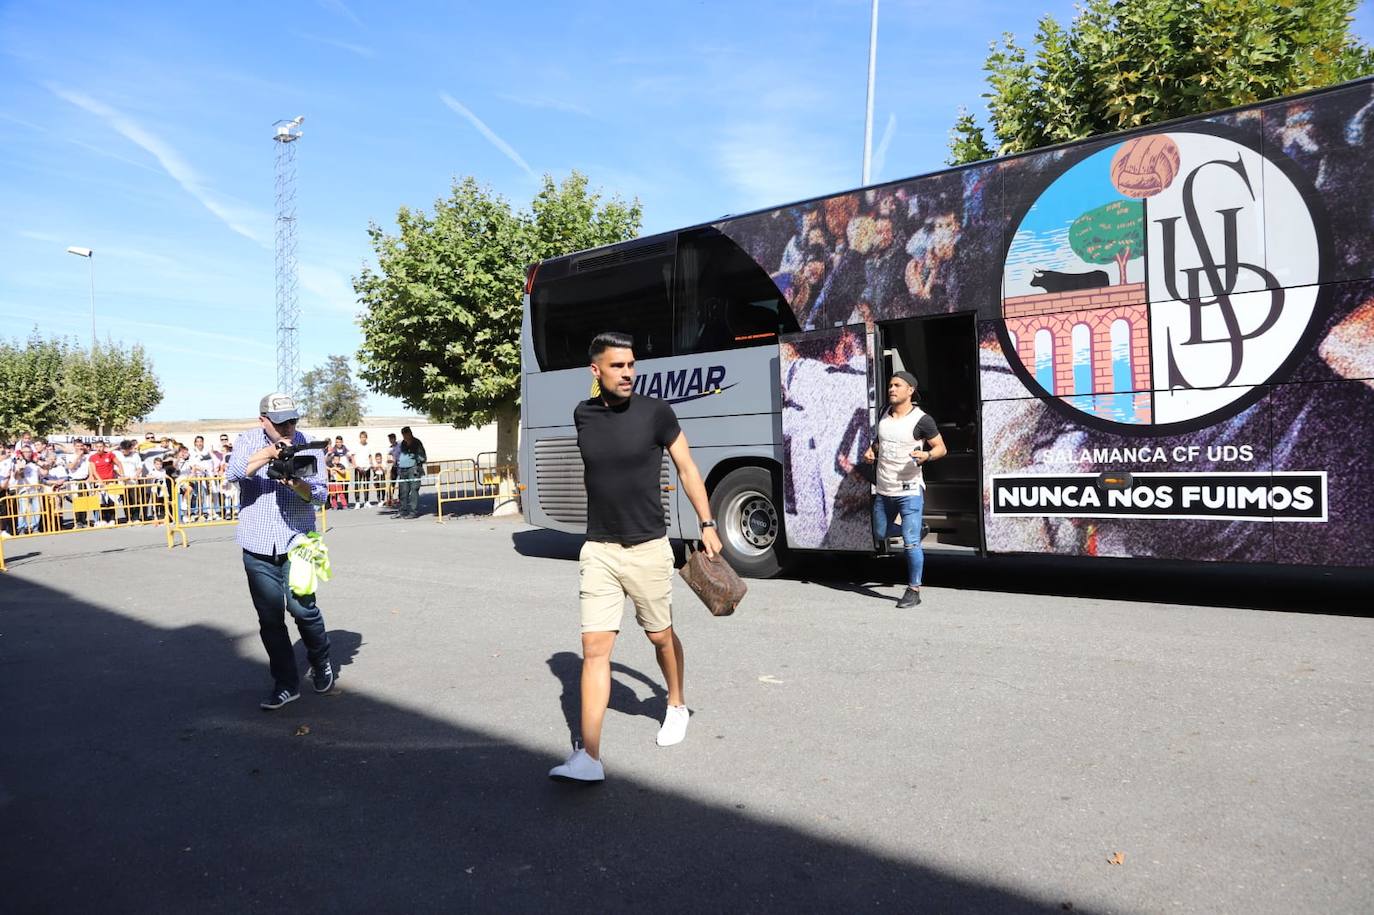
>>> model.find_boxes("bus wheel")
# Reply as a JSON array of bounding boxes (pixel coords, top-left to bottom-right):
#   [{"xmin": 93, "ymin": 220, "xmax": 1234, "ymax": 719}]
[{"xmin": 709, "ymin": 467, "xmax": 785, "ymax": 578}]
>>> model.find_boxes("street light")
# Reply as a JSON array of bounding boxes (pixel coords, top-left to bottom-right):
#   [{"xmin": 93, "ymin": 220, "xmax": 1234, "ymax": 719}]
[
  {"xmin": 861, "ymin": 0, "xmax": 879, "ymax": 185},
  {"xmin": 66, "ymin": 246, "xmax": 96, "ymax": 350}
]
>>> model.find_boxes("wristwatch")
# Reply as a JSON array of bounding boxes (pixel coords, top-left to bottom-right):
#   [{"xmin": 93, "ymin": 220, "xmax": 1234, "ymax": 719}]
[{"xmin": 700, "ymin": 520, "xmax": 717, "ymax": 529}]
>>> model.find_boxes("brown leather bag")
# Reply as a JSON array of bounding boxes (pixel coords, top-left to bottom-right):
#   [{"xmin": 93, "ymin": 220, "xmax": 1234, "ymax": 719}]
[{"xmin": 678, "ymin": 543, "xmax": 747, "ymax": 617}]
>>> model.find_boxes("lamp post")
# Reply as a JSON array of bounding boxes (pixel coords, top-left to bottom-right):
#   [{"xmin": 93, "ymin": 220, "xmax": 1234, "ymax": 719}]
[
  {"xmin": 862, "ymin": 0, "xmax": 879, "ymax": 186},
  {"xmin": 66, "ymin": 246, "xmax": 96, "ymax": 350}
]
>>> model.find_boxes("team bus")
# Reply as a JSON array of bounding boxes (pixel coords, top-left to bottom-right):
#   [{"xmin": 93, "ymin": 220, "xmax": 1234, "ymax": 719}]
[{"xmin": 520, "ymin": 77, "xmax": 1374, "ymax": 578}]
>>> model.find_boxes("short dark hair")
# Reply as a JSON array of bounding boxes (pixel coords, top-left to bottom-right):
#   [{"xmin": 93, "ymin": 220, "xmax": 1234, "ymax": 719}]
[
  {"xmin": 588, "ymin": 331, "xmax": 634, "ymax": 361},
  {"xmin": 400, "ymin": 426, "xmax": 412, "ymax": 435}
]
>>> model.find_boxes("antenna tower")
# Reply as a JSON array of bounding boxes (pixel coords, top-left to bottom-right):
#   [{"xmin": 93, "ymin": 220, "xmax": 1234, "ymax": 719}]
[{"xmin": 273, "ymin": 116, "xmax": 304, "ymax": 397}]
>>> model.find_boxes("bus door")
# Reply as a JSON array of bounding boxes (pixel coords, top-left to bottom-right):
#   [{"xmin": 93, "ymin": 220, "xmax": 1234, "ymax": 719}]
[
  {"xmin": 778, "ymin": 323, "xmax": 879, "ymax": 551},
  {"xmin": 878, "ymin": 313, "xmax": 983, "ymax": 550}
]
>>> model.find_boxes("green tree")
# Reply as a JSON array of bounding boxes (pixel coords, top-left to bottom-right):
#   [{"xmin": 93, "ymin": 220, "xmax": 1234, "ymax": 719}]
[
  {"xmin": 354, "ymin": 171, "xmax": 641, "ymax": 464},
  {"xmin": 63, "ymin": 340, "xmax": 163, "ymax": 436},
  {"xmin": 1069, "ymin": 200, "xmax": 1145, "ymax": 284},
  {"xmin": 949, "ymin": 0, "xmax": 1374, "ymax": 164},
  {"xmin": 299, "ymin": 354, "xmax": 366, "ymax": 426},
  {"xmin": 0, "ymin": 330, "xmax": 72, "ymax": 440}
]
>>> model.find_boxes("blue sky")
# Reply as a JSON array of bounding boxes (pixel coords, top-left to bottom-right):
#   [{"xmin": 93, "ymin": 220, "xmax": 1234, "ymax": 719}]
[{"xmin": 2, "ymin": 0, "xmax": 1370, "ymax": 421}]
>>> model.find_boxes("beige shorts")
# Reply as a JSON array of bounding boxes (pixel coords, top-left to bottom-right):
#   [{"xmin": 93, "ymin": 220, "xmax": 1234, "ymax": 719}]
[{"xmin": 579, "ymin": 536, "xmax": 674, "ymax": 633}]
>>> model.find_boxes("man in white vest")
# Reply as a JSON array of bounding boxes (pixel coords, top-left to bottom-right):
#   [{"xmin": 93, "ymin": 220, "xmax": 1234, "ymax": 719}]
[{"xmin": 863, "ymin": 371, "xmax": 946, "ymax": 608}]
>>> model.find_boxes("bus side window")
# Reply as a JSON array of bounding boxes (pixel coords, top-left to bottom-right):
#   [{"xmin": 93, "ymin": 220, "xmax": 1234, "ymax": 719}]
[
  {"xmin": 531, "ymin": 254, "xmax": 675, "ymax": 371},
  {"xmin": 675, "ymin": 230, "xmax": 799, "ymax": 355}
]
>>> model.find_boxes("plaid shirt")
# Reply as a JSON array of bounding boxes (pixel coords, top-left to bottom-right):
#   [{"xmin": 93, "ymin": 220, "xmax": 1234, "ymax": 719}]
[{"xmin": 227, "ymin": 428, "xmax": 328, "ymax": 555}]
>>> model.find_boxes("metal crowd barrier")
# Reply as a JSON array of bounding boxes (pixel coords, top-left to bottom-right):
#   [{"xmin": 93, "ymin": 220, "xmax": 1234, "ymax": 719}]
[
  {"xmin": 0, "ymin": 475, "xmax": 330, "ymax": 570},
  {"xmin": 434, "ymin": 455, "xmax": 519, "ymax": 520},
  {"xmin": 166, "ymin": 474, "xmax": 328, "ymax": 548},
  {"xmin": 0, "ymin": 454, "xmax": 513, "ymax": 570},
  {"xmin": 329, "ymin": 468, "xmax": 391, "ymax": 511},
  {"xmin": 0, "ymin": 479, "xmax": 174, "ymax": 571}
]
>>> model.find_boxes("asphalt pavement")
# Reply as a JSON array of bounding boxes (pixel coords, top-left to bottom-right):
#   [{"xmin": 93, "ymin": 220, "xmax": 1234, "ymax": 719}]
[{"xmin": 1, "ymin": 500, "xmax": 1371, "ymax": 913}]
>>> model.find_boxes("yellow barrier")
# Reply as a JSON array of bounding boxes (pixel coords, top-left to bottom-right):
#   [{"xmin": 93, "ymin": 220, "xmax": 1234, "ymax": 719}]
[
  {"xmin": 166, "ymin": 474, "xmax": 328, "ymax": 548},
  {"xmin": 434, "ymin": 459, "xmax": 519, "ymax": 520},
  {"xmin": 0, "ymin": 480, "xmax": 174, "ymax": 571},
  {"xmin": 1, "ymin": 454, "xmax": 516, "ymax": 569}
]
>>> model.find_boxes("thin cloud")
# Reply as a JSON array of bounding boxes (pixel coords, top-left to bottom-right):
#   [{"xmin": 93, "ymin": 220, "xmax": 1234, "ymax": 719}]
[
  {"xmin": 49, "ymin": 85, "xmax": 268, "ymax": 245},
  {"xmin": 299, "ymin": 262, "xmax": 358, "ymax": 313},
  {"xmin": 0, "ymin": 307, "xmax": 272, "ymax": 351},
  {"xmin": 496, "ymin": 93, "xmax": 592, "ymax": 117},
  {"xmin": 439, "ymin": 92, "xmax": 536, "ymax": 179},
  {"xmin": 716, "ymin": 121, "xmax": 854, "ymax": 211},
  {"xmin": 316, "ymin": 0, "xmax": 363, "ymax": 27},
  {"xmin": 301, "ymin": 33, "xmax": 375, "ymax": 58},
  {"xmin": 17, "ymin": 229, "xmax": 62, "ymax": 243},
  {"xmin": 872, "ymin": 112, "xmax": 897, "ymax": 180}
]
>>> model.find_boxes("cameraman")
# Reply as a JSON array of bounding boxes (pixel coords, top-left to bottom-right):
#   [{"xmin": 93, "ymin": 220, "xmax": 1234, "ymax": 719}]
[{"xmin": 227, "ymin": 392, "xmax": 334, "ymax": 711}]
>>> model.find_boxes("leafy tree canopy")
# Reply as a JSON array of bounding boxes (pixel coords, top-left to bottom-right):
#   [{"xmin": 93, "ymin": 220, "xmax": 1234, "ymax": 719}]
[
  {"xmin": 64, "ymin": 340, "xmax": 163, "ymax": 437},
  {"xmin": 0, "ymin": 333, "xmax": 162, "ymax": 439},
  {"xmin": 354, "ymin": 171, "xmax": 641, "ymax": 462},
  {"xmin": 299, "ymin": 354, "xmax": 366, "ymax": 426},
  {"xmin": 949, "ymin": 0, "xmax": 1374, "ymax": 165},
  {"xmin": 0, "ymin": 331, "xmax": 72, "ymax": 440}
]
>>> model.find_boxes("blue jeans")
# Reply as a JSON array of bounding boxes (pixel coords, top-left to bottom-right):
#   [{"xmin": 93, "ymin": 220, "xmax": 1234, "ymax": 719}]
[
  {"xmin": 17, "ymin": 493, "xmax": 41, "ymax": 533},
  {"xmin": 397, "ymin": 465, "xmax": 421, "ymax": 514},
  {"xmin": 872, "ymin": 491, "xmax": 925, "ymax": 588},
  {"xmin": 242, "ymin": 549, "xmax": 331, "ymax": 691}
]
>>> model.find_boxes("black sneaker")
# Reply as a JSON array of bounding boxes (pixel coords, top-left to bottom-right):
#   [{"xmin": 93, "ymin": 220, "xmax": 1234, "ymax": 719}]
[
  {"xmin": 312, "ymin": 661, "xmax": 335, "ymax": 694},
  {"xmin": 895, "ymin": 587, "xmax": 922, "ymax": 609},
  {"xmin": 260, "ymin": 686, "xmax": 300, "ymax": 710}
]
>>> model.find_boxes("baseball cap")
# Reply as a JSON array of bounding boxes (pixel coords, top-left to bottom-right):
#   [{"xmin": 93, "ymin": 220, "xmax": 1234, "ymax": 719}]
[
  {"xmin": 891, "ymin": 371, "xmax": 919, "ymax": 389},
  {"xmin": 259, "ymin": 392, "xmax": 301, "ymax": 423}
]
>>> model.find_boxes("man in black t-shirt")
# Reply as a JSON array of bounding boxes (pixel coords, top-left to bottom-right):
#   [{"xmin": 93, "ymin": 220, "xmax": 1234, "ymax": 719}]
[{"xmin": 549, "ymin": 331, "xmax": 723, "ymax": 784}]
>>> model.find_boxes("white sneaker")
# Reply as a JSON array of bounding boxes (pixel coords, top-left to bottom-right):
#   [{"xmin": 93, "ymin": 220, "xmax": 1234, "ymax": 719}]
[
  {"xmin": 548, "ymin": 748, "xmax": 604, "ymax": 782},
  {"xmin": 656, "ymin": 705, "xmax": 690, "ymax": 747}
]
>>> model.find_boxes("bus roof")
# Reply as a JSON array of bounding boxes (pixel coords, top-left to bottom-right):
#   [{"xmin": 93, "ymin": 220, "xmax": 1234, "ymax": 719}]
[{"xmin": 535, "ymin": 74, "xmax": 1374, "ymax": 272}]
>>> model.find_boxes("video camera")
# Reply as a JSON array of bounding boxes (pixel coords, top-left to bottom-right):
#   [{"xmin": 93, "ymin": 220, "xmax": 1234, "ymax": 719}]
[{"xmin": 266, "ymin": 440, "xmax": 330, "ymax": 481}]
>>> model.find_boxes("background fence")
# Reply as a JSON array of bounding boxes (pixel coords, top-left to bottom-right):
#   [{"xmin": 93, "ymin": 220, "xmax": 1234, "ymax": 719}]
[{"xmin": 1, "ymin": 453, "xmax": 518, "ymax": 570}]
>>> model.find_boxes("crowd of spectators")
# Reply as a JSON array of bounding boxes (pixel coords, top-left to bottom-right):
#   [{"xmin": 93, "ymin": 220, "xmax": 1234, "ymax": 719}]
[
  {"xmin": 324, "ymin": 430, "xmax": 408, "ymax": 510},
  {"xmin": 0, "ymin": 432, "xmax": 235, "ymax": 536},
  {"xmin": 0, "ymin": 426, "xmax": 428, "ymax": 536}
]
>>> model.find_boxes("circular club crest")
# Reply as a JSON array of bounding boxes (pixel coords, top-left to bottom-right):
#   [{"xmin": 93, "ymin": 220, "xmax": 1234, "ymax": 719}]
[{"xmin": 999, "ymin": 127, "xmax": 1326, "ymax": 435}]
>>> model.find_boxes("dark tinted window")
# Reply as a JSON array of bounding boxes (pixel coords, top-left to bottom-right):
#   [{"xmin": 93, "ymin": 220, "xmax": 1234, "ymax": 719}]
[
  {"xmin": 674, "ymin": 229, "xmax": 799, "ymax": 354},
  {"xmin": 531, "ymin": 253, "xmax": 674, "ymax": 371}
]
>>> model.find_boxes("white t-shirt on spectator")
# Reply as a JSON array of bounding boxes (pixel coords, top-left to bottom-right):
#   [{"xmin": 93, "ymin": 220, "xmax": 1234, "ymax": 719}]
[
  {"xmin": 116, "ymin": 451, "xmax": 143, "ymax": 478},
  {"xmin": 189, "ymin": 447, "xmax": 215, "ymax": 474},
  {"xmin": 11, "ymin": 462, "xmax": 40, "ymax": 488}
]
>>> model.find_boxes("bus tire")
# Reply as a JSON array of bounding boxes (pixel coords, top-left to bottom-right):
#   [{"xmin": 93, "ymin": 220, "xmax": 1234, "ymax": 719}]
[{"xmin": 708, "ymin": 466, "xmax": 787, "ymax": 579}]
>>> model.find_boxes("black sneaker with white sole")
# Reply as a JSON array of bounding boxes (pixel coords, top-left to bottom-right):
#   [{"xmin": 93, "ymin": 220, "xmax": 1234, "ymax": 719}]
[
  {"xmin": 896, "ymin": 587, "xmax": 922, "ymax": 609},
  {"xmin": 312, "ymin": 661, "xmax": 335, "ymax": 694},
  {"xmin": 260, "ymin": 686, "xmax": 300, "ymax": 710}
]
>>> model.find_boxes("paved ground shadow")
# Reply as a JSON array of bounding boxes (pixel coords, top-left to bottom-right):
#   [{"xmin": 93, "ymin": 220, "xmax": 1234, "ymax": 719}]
[
  {"xmin": 511, "ymin": 527, "xmax": 582, "ymax": 561},
  {"xmin": 0, "ymin": 575, "xmax": 1067, "ymax": 913},
  {"xmin": 799, "ymin": 550, "xmax": 1374, "ymax": 615},
  {"xmin": 547, "ymin": 651, "xmax": 667, "ymax": 749}
]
